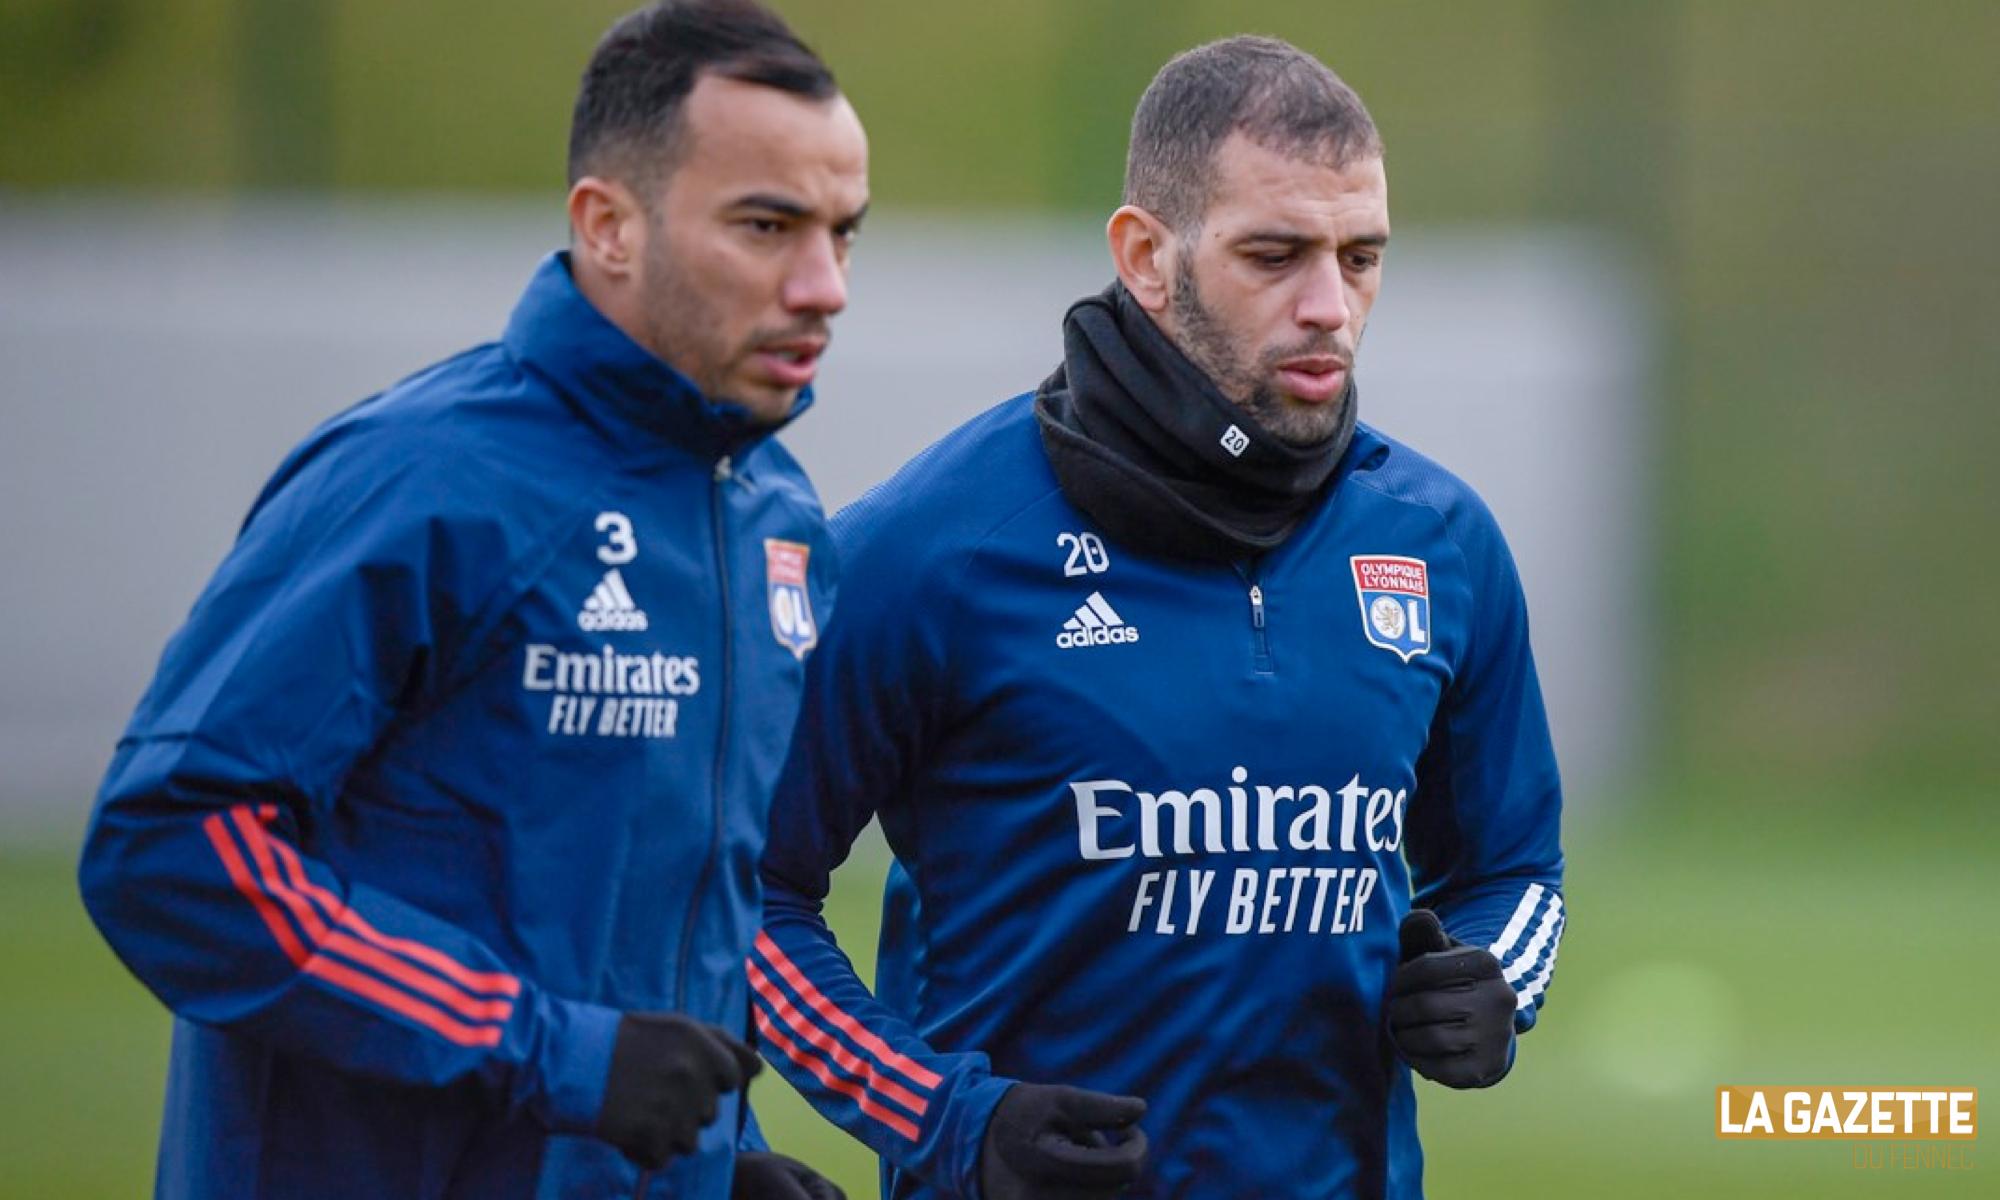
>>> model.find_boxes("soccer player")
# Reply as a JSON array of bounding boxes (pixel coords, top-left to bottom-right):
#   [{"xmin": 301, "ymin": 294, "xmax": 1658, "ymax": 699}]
[
  {"xmin": 748, "ymin": 36, "xmax": 1565, "ymax": 1198},
  {"xmin": 76, "ymin": 3, "xmax": 860, "ymax": 1197}
]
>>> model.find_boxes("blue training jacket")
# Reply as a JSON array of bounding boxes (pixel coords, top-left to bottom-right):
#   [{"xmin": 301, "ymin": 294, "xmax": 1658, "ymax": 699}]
[
  {"xmin": 753, "ymin": 394, "xmax": 1565, "ymax": 1199},
  {"xmin": 79, "ymin": 253, "xmax": 834, "ymax": 1200}
]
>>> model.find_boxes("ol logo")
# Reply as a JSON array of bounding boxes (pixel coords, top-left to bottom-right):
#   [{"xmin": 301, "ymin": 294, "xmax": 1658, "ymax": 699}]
[
  {"xmin": 1351, "ymin": 555, "xmax": 1431, "ymax": 662},
  {"xmin": 765, "ymin": 539, "xmax": 818, "ymax": 660}
]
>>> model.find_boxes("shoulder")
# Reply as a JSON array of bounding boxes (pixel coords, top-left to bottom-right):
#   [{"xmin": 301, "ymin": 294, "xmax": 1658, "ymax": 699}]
[
  {"xmin": 272, "ymin": 338, "xmax": 611, "ymax": 500},
  {"xmin": 241, "ymin": 343, "xmax": 591, "ymax": 565},
  {"xmin": 1344, "ymin": 422, "xmax": 1511, "ymax": 566},
  {"xmin": 832, "ymin": 392, "xmax": 1058, "ymax": 572},
  {"xmin": 327, "ymin": 341, "xmax": 563, "ymax": 467}
]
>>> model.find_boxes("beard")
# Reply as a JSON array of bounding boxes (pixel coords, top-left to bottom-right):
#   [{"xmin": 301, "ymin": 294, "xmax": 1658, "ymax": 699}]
[
  {"xmin": 635, "ymin": 229, "xmax": 731, "ymax": 398},
  {"xmin": 634, "ymin": 225, "xmax": 825, "ymax": 423},
  {"xmin": 1169, "ymin": 263, "xmax": 1355, "ymax": 448}
]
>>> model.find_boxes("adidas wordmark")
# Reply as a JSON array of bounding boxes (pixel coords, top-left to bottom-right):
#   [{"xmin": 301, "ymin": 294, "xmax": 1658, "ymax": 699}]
[
  {"xmin": 1057, "ymin": 591, "xmax": 1139, "ymax": 649},
  {"xmin": 578, "ymin": 568, "xmax": 649, "ymax": 632}
]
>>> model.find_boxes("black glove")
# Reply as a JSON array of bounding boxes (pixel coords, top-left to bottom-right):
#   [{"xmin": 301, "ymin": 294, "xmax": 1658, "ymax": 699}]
[
  {"xmin": 596, "ymin": 1012, "xmax": 763, "ymax": 1170},
  {"xmin": 731, "ymin": 1150, "xmax": 846, "ymax": 1200},
  {"xmin": 1385, "ymin": 909, "xmax": 1517, "ymax": 1089},
  {"xmin": 979, "ymin": 1082, "xmax": 1148, "ymax": 1200}
]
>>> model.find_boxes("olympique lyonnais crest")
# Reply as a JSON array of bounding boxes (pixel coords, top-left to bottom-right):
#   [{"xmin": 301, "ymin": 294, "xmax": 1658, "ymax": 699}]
[
  {"xmin": 765, "ymin": 539, "xmax": 818, "ymax": 659},
  {"xmin": 1350, "ymin": 554, "xmax": 1431, "ymax": 662}
]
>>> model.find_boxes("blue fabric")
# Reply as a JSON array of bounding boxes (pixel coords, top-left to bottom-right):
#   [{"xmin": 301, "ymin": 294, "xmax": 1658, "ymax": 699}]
[
  {"xmin": 754, "ymin": 395, "xmax": 1564, "ymax": 1198},
  {"xmin": 80, "ymin": 253, "xmax": 834, "ymax": 1199}
]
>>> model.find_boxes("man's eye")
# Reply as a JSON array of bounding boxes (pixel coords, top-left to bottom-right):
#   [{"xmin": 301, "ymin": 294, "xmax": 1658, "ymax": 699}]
[
  {"xmin": 1346, "ymin": 253, "xmax": 1380, "ymax": 271},
  {"xmin": 1251, "ymin": 252, "xmax": 1293, "ymax": 269},
  {"xmin": 745, "ymin": 218, "xmax": 786, "ymax": 235}
]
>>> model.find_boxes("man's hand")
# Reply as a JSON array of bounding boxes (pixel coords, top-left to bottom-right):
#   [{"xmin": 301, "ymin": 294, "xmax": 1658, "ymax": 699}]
[
  {"xmin": 731, "ymin": 1150, "xmax": 846, "ymax": 1200},
  {"xmin": 979, "ymin": 1082, "xmax": 1148, "ymax": 1199},
  {"xmin": 1385, "ymin": 909, "xmax": 1517, "ymax": 1089},
  {"xmin": 596, "ymin": 1012, "xmax": 762, "ymax": 1169}
]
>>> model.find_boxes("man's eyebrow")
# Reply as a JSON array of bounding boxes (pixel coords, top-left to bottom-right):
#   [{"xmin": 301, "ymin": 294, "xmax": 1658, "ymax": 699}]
[
  {"xmin": 1231, "ymin": 230, "xmax": 1391, "ymax": 249},
  {"xmin": 1232, "ymin": 231, "xmax": 1319, "ymax": 249},
  {"xmin": 728, "ymin": 195, "xmax": 871, "ymax": 228},
  {"xmin": 729, "ymin": 193, "xmax": 812, "ymax": 218}
]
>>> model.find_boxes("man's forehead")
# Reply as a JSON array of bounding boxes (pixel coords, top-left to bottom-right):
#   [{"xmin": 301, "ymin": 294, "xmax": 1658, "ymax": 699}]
[
  {"xmin": 1203, "ymin": 133, "xmax": 1388, "ymax": 234},
  {"xmin": 677, "ymin": 75, "xmax": 867, "ymax": 184}
]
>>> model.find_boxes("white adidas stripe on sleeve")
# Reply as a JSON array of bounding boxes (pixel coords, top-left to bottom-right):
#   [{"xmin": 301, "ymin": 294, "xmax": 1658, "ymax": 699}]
[
  {"xmin": 1514, "ymin": 914, "xmax": 1565, "ymax": 1009},
  {"xmin": 1502, "ymin": 895, "xmax": 1563, "ymax": 984},
  {"xmin": 1487, "ymin": 883, "xmax": 1546, "ymax": 963}
]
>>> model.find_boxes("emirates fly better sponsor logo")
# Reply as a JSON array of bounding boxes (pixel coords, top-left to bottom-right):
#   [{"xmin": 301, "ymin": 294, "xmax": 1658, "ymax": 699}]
[
  {"xmin": 522, "ymin": 643, "xmax": 698, "ymax": 739},
  {"xmin": 1070, "ymin": 767, "xmax": 1409, "ymax": 938}
]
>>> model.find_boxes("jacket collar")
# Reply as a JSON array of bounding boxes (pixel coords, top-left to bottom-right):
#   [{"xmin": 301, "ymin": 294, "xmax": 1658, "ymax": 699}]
[
  {"xmin": 502, "ymin": 252, "xmax": 813, "ymax": 462},
  {"xmin": 1031, "ymin": 282, "xmax": 1356, "ymax": 563}
]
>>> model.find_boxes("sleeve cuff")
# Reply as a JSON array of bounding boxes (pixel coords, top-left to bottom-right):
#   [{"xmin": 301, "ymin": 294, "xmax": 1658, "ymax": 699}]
[
  {"xmin": 529, "ymin": 996, "xmax": 624, "ymax": 1133},
  {"xmin": 945, "ymin": 1073, "xmax": 1018, "ymax": 1200}
]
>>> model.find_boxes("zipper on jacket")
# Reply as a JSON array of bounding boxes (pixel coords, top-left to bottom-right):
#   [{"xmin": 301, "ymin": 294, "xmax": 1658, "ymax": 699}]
[
  {"xmin": 675, "ymin": 451, "xmax": 734, "ymax": 1000},
  {"xmin": 1236, "ymin": 562, "xmax": 1274, "ymax": 674},
  {"xmin": 644, "ymin": 455, "xmax": 736, "ymax": 1200}
]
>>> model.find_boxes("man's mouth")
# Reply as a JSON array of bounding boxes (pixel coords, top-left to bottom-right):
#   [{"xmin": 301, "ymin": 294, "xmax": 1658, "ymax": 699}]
[
  {"xmin": 751, "ymin": 339, "xmax": 826, "ymax": 389},
  {"xmin": 1274, "ymin": 355, "xmax": 1349, "ymax": 403}
]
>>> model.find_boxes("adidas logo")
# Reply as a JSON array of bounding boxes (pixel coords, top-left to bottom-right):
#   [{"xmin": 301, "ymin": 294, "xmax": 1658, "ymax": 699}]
[
  {"xmin": 1056, "ymin": 591, "xmax": 1140, "ymax": 649},
  {"xmin": 578, "ymin": 568, "xmax": 649, "ymax": 632}
]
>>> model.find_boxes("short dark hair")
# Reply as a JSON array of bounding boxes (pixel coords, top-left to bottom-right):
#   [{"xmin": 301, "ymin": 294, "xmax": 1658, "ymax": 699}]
[
  {"xmin": 1123, "ymin": 36, "xmax": 1382, "ymax": 232},
  {"xmin": 567, "ymin": 0, "xmax": 838, "ymax": 189}
]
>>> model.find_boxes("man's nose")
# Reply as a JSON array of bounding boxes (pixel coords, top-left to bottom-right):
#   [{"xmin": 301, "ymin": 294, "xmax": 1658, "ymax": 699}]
[
  {"xmin": 783, "ymin": 234, "xmax": 849, "ymax": 316},
  {"xmin": 1294, "ymin": 260, "xmax": 1351, "ymax": 332}
]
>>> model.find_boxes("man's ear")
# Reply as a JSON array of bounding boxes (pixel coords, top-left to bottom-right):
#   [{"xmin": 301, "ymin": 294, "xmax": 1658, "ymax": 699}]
[
  {"xmin": 567, "ymin": 175, "xmax": 646, "ymax": 282},
  {"xmin": 1107, "ymin": 205, "xmax": 1177, "ymax": 313}
]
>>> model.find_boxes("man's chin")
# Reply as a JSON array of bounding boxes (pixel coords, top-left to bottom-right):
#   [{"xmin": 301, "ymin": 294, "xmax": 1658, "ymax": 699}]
[
  {"xmin": 714, "ymin": 381, "xmax": 802, "ymax": 426},
  {"xmin": 1256, "ymin": 397, "xmax": 1349, "ymax": 448}
]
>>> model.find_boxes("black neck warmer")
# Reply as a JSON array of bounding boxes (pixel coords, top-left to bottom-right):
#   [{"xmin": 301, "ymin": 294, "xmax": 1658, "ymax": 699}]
[{"xmin": 1034, "ymin": 283, "xmax": 1357, "ymax": 563}]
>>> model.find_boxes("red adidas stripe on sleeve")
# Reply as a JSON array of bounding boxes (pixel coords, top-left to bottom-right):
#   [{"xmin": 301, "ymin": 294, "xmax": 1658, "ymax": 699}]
[
  {"xmin": 748, "ymin": 960, "xmax": 930, "ymax": 1116},
  {"xmin": 204, "ymin": 812, "xmax": 311, "ymax": 966},
  {"xmin": 753, "ymin": 1007, "xmax": 922, "ymax": 1141},
  {"xmin": 206, "ymin": 805, "xmax": 515, "ymax": 1048},
  {"xmin": 753, "ymin": 931, "xmax": 943, "ymax": 1089},
  {"xmin": 258, "ymin": 817, "xmax": 520, "ymax": 998}
]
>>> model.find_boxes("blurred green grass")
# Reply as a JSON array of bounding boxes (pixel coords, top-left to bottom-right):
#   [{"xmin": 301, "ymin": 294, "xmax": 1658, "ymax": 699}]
[{"xmin": 6, "ymin": 794, "xmax": 1991, "ymax": 1196}]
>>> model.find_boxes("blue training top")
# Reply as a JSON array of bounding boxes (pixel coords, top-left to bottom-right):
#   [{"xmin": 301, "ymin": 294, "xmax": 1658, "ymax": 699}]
[
  {"xmin": 753, "ymin": 393, "xmax": 1565, "ymax": 1199},
  {"xmin": 80, "ymin": 253, "xmax": 834, "ymax": 1199}
]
